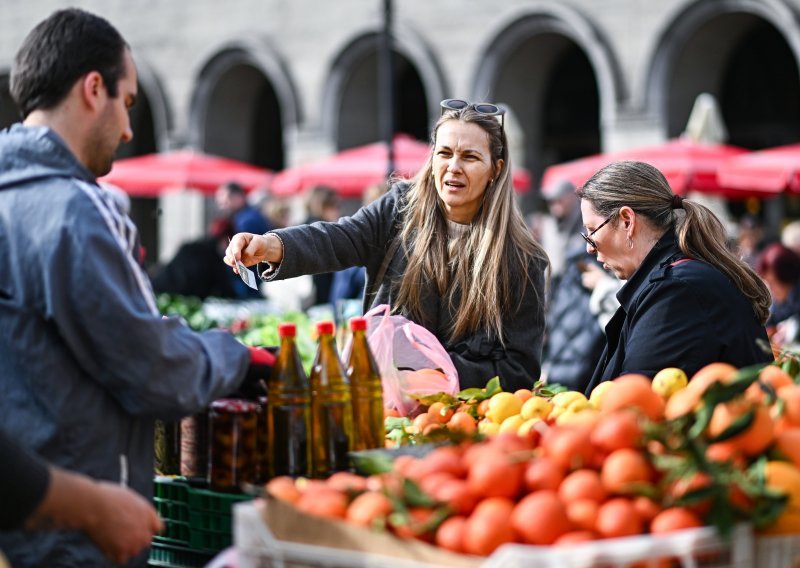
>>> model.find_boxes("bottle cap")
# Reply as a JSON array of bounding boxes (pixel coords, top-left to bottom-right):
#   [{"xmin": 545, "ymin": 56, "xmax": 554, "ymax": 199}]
[
  {"xmin": 278, "ymin": 323, "xmax": 297, "ymax": 337},
  {"xmin": 316, "ymin": 321, "xmax": 335, "ymax": 335},
  {"xmin": 350, "ymin": 317, "xmax": 367, "ymax": 332}
]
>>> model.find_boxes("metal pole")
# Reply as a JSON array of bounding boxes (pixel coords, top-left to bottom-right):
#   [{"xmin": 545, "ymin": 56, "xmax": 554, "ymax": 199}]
[{"xmin": 379, "ymin": 0, "xmax": 396, "ymax": 180}]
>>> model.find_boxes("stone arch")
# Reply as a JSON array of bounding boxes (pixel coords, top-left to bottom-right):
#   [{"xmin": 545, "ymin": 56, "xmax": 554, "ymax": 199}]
[
  {"xmin": 322, "ymin": 24, "xmax": 447, "ymax": 151},
  {"xmin": 473, "ymin": 3, "xmax": 624, "ymax": 189},
  {"xmin": 117, "ymin": 56, "xmax": 171, "ymax": 158},
  {"xmin": 190, "ymin": 35, "xmax": 300, "ymax": 170},
  {"xmin": 647, "ymin": 0, "xmax": 800, "ymax": 148},
  {"xmin": 0, "ymin": 72, "xmax": 20, "ymax": 129}
]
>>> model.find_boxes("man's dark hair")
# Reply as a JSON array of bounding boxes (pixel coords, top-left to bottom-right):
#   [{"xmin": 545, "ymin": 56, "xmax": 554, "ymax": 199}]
[
  {"xmin": 221, "ymin": 182, "xmax": 247, "ymax": 197},
  {"xmin": 10, "ymin": 8, "xmax": 128, "ymax": 118}
]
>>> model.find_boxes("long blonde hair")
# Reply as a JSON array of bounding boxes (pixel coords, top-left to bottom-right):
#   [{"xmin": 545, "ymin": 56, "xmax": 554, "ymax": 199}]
[
  {"xmin": 578, "ymin": 160, "xmax": 771, "ymax": 324},
  {"xmin": 395, "ymin": 106, "xmax": 549, "ymax": 344}
]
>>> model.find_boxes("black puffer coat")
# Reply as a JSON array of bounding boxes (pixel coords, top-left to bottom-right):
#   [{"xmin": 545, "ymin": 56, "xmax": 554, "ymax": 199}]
[{"xmin": 543, "ymin": 248, "xmax": 606, "ymax": 392}]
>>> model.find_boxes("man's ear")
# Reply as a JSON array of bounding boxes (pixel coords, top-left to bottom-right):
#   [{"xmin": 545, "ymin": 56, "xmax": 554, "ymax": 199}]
[{"xmin": 80, "ymin": 71, "xmax": 105, "ymax": 112}]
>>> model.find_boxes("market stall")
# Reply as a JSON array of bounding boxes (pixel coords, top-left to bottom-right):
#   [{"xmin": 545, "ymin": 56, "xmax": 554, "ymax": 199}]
[{"xmin": 148, "ymin": 296, "xmax": 800, "ymax": 567}]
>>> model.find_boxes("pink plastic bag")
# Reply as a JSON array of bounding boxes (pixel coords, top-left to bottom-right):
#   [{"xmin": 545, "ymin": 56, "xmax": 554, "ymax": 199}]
[{"xmin": 357, "ymin": 304, "xmax": 459, "ymax": 416}]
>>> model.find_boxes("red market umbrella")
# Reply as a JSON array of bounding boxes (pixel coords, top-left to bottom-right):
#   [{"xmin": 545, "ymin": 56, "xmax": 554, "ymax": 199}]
[
  {"xmin": 541, "ymin": 138, "xmax": 752, "ymax": 198},
  {"xmin": 271, "ymin": 134, "xmax": 531, "ymax": 198},
  {"xmin": 101, "ymin": 150, "xmax": 274, "ymax": 197},
  {"xmin": 716, "ymin": 143, "xmax": 800, "ymax": 195}
]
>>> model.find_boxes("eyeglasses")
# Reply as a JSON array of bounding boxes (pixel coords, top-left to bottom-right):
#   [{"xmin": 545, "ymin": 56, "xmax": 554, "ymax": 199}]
[
  {"xmin": 440, "ymin": 99, "xmax": 505, "ymax": 129},
  {"xmin": 581, "ymin": 215, "xmax": 614, "ymax": 249}
]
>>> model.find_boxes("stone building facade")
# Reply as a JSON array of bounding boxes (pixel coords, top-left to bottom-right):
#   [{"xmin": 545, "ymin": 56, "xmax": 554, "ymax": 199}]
[{"xmin": 2, "ymin": 0, "xmax": 799, "ymax": 260}]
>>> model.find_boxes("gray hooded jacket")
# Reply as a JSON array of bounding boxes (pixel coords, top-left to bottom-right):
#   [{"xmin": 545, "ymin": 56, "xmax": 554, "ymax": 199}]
[{"xmin": 0, "ymin": 125, "xmax": 249, "ymax": 567}]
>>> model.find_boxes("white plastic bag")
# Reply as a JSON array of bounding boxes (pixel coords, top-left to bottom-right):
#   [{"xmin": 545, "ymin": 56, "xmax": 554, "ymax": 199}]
[{"xmin": 360, "ymin": 304, "xmax": 459, "ymax": 416}]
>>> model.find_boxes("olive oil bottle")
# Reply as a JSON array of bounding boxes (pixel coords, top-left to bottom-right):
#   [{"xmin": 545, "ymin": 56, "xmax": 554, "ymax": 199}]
[
  {"xmin": 346, "ymin": 317, "xmax": 384, "ymax": 451},
  {"xmin": 267, "ymin": 322, "xmax": 311, "ymax": 478},
  {"xmin": 309, "ymin": 321, "xmax": 354, "ymax": 477}
]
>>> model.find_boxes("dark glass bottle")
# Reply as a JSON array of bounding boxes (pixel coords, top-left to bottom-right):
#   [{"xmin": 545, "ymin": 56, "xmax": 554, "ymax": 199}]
[
  {"xmin": 267, "ymin": 322, "xmax": 311, "ymax": 478},
  {"xmin": 256, "ymin": 395, "xmax": 269, "ymax": 483},
  {"xmin": 346, "ymin": 317, "xmax": 384, "ymax": 451},
  {"xmin": 310, "ymin": 320, "xmax": 354, "ymax": 478}
]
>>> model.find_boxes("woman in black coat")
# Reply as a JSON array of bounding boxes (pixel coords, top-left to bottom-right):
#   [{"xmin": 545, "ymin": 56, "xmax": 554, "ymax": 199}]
[{"xmin": 579, "ymin": 161, "xmax": 773, "ymax": 395}]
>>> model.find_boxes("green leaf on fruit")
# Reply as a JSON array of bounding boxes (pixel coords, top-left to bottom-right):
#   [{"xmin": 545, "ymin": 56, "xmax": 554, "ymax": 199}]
[
  {"xmin": 705, "ymin": 409, "xmax": 755, "ymax": 444},
  {"xmin": 349, "ymin": 452, "xmax": 394, "ymax": 475},
  {"xmin": 402, "ymin": 478, "xmax": 436, "ymax": 507},
  {"xmin": 457, "ymin": 377, "xmax": 501, "ymax": 402},
  {"xmin": 411, "ymin": 392, "xmax": 459, "ymax": 407}
]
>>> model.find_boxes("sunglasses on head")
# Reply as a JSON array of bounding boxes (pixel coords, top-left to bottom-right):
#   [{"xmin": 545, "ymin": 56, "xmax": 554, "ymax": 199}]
[{"xmin": 440, "ymin": 99, "xmax": 505, "ymax": 129}]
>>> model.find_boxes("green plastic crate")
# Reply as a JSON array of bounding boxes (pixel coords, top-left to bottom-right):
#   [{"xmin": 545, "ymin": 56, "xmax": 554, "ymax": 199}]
[
  {"xmin": 157, "ymin": 520, "xmax": 191, "ymax": 545},
  {"xmin": 184, "ymin": 486, "xmax": 252, "ymax": 513},
  {"xmin": 188, "ymin": 509, "xmax": 234, "ymax": 533},
  {"xmin": 152, "ymin": 477, "xmax": 253, "ymax": 553},
  {"xmin": 148, "ymin": 542, "xmax": 215, "ymax": 568},
  {"xmin": 154, "ymin": 497, "xmax": 189, "ymax": 522}
]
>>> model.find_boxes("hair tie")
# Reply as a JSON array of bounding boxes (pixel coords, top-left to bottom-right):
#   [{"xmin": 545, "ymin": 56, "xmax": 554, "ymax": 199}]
[{"xmin": 671, "ymin": 194, "xmax": 684, "ymax": 210}]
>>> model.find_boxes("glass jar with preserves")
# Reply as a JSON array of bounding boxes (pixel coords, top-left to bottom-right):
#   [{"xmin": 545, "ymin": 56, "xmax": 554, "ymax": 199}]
[
  {"xmin": 207, "ymin": 398, "xmax": 259, "ymax": 492},
  {"xmin": 154, "ymin": 419, "xmax": 181, "ymax": 476},
  {"xmin": 180, "ymin": 412, "xmax": 209, "ymax": 479}
]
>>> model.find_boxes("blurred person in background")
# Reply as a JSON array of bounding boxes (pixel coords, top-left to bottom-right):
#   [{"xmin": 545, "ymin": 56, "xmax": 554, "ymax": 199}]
[
  {"xmin": 736, "ymin": 213, "xmax": 767, "ymax": 269},
  {"xmin": 215, "ymin": 180, "xmax": 272, "ymax": 235},
  {"xmin": 303, "ymin": 185, "xmax": 341, "ymax": 306},
  {"xmin": 781, "ymin": 219, "xmax": 800, "ymax": 256},
  {"xmin": 756, "ymin": 243, "xmax": 800, "ymax": 345},
  {"xmin": 215, "ymin": 180, "xmax": 269, "ymax": 297},
  {"xmin": 262, "ymin": 195, "xmax": 292, "ymax": 229},
  {"xmin": 537, "ymin": 179, "xmax": 585, "ymax": 279},
  {"xmin": 226, "ymin": 99, "xmax": 549, "ymax": 392},
  {"xmin": 579, "ymin": 161, "xmax": 772, "ymax": 394},
  {"xmin": 151, "ymin": 218, "xmax": 239, "ymax": 299},
  {"xmin": 538, "ymin": 179, "xmax": 608, "ymax": 391},
  {"xmin": 0, "ymin": 9, "xmax": 273, "ymax": 565}
]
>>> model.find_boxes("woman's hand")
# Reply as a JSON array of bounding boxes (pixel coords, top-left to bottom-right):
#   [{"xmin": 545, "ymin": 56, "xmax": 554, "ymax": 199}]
[{"xmin": 224, "ymin": 233, "xmax": 283, "ymax": 269}]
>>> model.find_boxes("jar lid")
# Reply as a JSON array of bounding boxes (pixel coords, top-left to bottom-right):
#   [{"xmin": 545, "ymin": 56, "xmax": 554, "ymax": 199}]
[{"xmin": 210, "ymin": 398, "xmax": 259, "ymax": 413}]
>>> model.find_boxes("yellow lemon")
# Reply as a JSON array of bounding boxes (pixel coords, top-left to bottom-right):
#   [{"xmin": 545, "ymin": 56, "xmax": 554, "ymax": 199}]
[
  {"xmin": 486, "ymin": 392, "xmax": 524, "ymax": 424},
  {"xmin": 521, "ymin": 396, "xmax": 554, "ymax": 421},
  {"xmin": 589, "ymin": 381, "xmax": 616, "ymax": 407},
  {"xmin": 550, "ymin": 397, "xmax": 590, "ymax": 418},
  {"xmin": 652, "ymin": 367, "xmax": 689, "ymax": 399},
  {"xmin": 499, "ymin": 414, "xmax": 525, "ymax": 434},
  {"xmin": 552, "ymin": 391, "xmax": 588, "ymax": 409},
  {"xmin": 478, "ymin": 418, "xmax": 500, "ymax": 436},
  {"xmin": 517, "ymin": 417, "xmax": 542, "ymax": 437},
  {"xmin": 556, "ymin": 407, "xmax": 600, "ymax": 427}
]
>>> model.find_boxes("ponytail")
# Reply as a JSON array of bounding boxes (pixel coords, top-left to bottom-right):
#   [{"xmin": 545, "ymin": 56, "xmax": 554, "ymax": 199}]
[{"xmin": 676, "ymin": 201, "xmax": 771, "ymax": 324}]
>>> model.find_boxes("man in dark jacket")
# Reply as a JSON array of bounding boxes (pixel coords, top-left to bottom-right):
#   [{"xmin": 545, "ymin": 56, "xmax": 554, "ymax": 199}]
[{"xmin": 151, "ymin": 218, "xmax": 239, "ymax": 299}]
